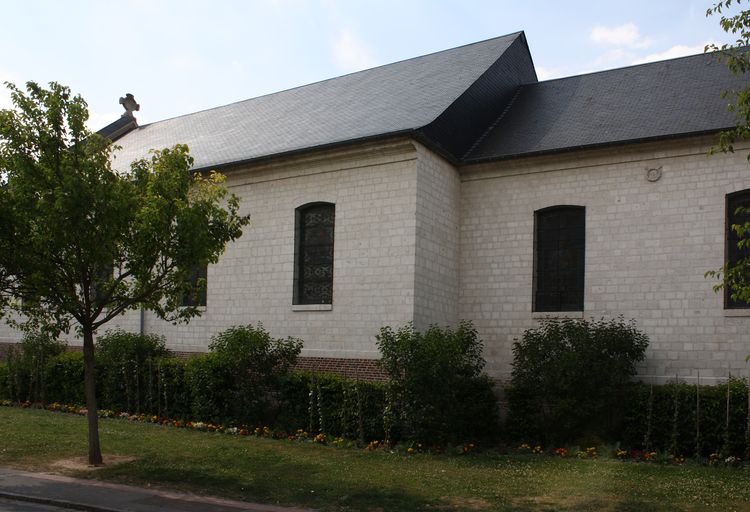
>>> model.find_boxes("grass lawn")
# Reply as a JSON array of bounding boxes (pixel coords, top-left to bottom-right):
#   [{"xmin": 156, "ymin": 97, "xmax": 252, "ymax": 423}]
[{"xmin": 1, "ymin": 407, "xmax": 749, "ymax": 511}]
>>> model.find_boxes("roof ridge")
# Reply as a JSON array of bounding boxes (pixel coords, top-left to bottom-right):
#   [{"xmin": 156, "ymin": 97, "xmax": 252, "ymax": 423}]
[
  {"xmin": 461, "ymin": 85, "xmax": 525, "ymax": 161},
  {"xmin": 119, "ymin": 32, "xmax": 525, "ymax": 128},
  {"xmin": 536, "ymin": 49, "xmax": 720, "ymax": 85}
]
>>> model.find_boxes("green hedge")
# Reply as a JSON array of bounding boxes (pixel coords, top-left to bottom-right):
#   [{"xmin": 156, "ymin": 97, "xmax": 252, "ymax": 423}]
[
  {"xmin": 507, "ymin": 317, "xmax": 648, "ymax": 444},
  {"xmin": 277, "ymin": 372, "xmax": 386, "ymax": 441},
  {"xmin": 0, "ymin": 334, "xmax": 387, "ymax": 441},
  {"xmin": 621, "ymin": 379, "xmax": 749, "ymax": 457},
  {"xmin": 376, "ymin": 322, "xmax": 500, "ymax": 444}
]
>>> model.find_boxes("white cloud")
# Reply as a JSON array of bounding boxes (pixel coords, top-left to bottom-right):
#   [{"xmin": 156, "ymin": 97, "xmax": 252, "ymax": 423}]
[
  {"xmin": 333, "ymin": 29, "xmax": 377, "ymax": 72},
  {"xmin": 632, "ymin": 43, "xmax": 714, "ymax": 64},
  {"xmin": 590, "ymin": 23, "xmax": 651, "ymax": 49}
]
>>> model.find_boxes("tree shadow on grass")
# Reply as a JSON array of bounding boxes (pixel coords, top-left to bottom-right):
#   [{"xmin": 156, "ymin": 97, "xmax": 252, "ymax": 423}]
[{"xmin": 85, "ymin": 462, "xmax": 434, "ymax": 511}]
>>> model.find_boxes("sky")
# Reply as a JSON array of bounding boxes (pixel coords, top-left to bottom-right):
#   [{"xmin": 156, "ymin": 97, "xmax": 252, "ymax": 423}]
[{"xmin": 0, "ymin": 0, "xmax": 740, "ymax": 129}]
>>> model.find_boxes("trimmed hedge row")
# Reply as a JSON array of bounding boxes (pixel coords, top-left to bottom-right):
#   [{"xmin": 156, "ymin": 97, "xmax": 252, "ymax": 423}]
[
  {"xmin": 621, "ymin": 379, "xmax": 750, "ymax": 458},
  {"xmin": 0, "ymin": 323, "xmax": 501, "ymax": 445},
  {"xmin": 0, "ymin": 349, "xmax": 388, "ymax": 440}
]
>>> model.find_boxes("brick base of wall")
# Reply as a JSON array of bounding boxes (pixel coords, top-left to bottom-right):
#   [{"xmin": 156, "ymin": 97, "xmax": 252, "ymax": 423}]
[{"xmin": 294, "ymin": 356, "xmax": 386, "ymax": 381}]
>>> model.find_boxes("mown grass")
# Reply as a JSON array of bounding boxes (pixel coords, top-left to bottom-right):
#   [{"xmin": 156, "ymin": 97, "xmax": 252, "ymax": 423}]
[{"xmin": 1, "ymin": 407, "xmax": 749, "ymax": 511}]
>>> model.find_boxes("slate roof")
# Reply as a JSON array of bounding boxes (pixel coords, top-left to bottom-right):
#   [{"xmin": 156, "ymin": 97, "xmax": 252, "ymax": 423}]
[
  {"xmin": 465, "ymin": 52, "xmax": 747, "ymax": 162},
  {"xmin": 108, "ymin": 36, "xmax": 746, "ymax": 171},
  {"xmin": 111, "ymin": 32, "xmax": 535, "ymax": 172}
]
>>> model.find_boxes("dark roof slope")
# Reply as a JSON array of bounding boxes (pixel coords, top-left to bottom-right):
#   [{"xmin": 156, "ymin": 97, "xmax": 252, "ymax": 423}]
[
  {"xmin": 112, "ymin": 32, "xmax": 535, "ymax": 172},
  {"xmin": 97, "ymin": 115, "xmax": 137, "ymax": 142},
  {"xmin": 466, "ymin": 52, "xmax": 746, "ymax": 162}
]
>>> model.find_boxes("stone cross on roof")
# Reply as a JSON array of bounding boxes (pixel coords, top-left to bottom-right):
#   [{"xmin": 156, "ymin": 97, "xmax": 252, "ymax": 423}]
[{"xmin": 119, "ymin": 94, "xmax": 140, "ymax": 118}]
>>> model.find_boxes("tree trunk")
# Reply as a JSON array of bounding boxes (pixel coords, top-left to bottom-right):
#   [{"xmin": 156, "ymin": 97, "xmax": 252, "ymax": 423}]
[{"xmin": 82, "ymin": 326, "xmax": 103, "ymax": 466}]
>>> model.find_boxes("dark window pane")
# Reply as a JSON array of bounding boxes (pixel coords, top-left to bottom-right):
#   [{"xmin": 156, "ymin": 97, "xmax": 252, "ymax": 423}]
[
  {"xmin": 181, "ymin": 264, "xmax": 207, "ymax": 307},
  {"xmin": 534, "ymin": 206, "xmax": 585, "ymax": 312},
  {"xmin": 295, "ymin": 203, "xmax": 335, "ymax": 305},
  {"xmin": 727, "ymin": 191, "xmax": 750, "ymax": 309}
]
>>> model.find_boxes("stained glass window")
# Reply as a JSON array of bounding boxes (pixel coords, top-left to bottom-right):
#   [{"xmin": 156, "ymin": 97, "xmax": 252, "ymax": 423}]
[
  {"xmin": 533, "ymin": 206, "xmax": 585, "ymax": 312},
  {"xmin": 726, "ymin": 190, "xmax": 750, "ymax": 309},
  {"xmin": 181, "ymin": 264, "xmax": 207, "ymax": 307},
  {"xmin": 294, "ymin": 203, "xmax": 335, "ymax": 304}
]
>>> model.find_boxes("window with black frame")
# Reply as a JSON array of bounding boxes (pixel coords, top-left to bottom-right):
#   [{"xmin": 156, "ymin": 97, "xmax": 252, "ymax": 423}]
[
  {"xmin": 294, "ymin": 202, "xmax": 335, "ymax": 305},
  {"xmin": 533, "ymin": 206, "xmax": 585, "ymax": 312},
  {"xmin": 181, "ymin": 264, "xmax": 207, "ymax": 307},
  {"xmin": 726, "ymin": 189, "xmax": 750, "ymax": 309}
]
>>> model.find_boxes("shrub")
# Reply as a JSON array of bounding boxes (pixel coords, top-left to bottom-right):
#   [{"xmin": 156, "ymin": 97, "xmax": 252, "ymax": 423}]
[
  {"xmin": 0, "ymin": 362, "xmax": 9, "ymax": 399},
  {"xmin": 376, "ymin": 321, "xmax": 499, "ymax": 444},
  {"xmin": 184, "ymin": 353, "xmax": 234, "ymax": 423},
  {"xmin": 277, "ymin": 372, "xmax": 386, "ymax": 441},
  {"xmin": 4, "ymin": 332, "xmax": 67, "ymax": 403},
  {"xmin": 153, "ymin": 357, "xmax": 191, "ymax": 420},
  {"xmin": 95, "ymin": 330, "xmax": 170, "ymax": 413},
  {"xmin": 43, "ymin": 352, "xmax": 85, "ymax": 404},
  {"xmin": 507, "ymin": 317, "xmax": 648, "ymax": 444},
  {"xmin": 621, "ymin": 379, "xmax": 748, "ymax": 457},
  {"xmin": 96, "ymin": 329, "xmax": 169, "ymax": 362},
  {"xmin": 192, "ymin": 324, "xmax": 303, "ymax": 425}
]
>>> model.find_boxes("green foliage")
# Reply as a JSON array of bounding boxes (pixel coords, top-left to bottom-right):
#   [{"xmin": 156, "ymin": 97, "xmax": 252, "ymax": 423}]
[
  {"xmin": 96, "ymin": 330, "xmax": 169, "ymax": 363},
  {"xmin": 0, "ymin": 81, "xmax": 250, "ymax": 334},
  {"xmin": 622, "ymin": 379, "xmax": 749, "ymax": 457},
  {"xmin": 205, "ymin": 324, "xmax": 303, "ymax": 424},
  {"xmin": 706, "ymin": 1, "xmax": 750, "ymax": 155},
  {"xmin": 0, "ymin": 362, "xmax": 9, "ymax": 399},
  {"xmin": 95, "ymin": 330, "xmax": 170, "ymax": 414},
  {"xmin": 208, "ymin": 323, "xmax": 301, "ymax": 376},
  {"xmin": 2, "ymin": 332, "xmax": 66, "ymax": 402},
  {"xmin": 705, "ymin": 2, "xmax": 750, "ymax": 307},
  {"xmin": 277, "ymin": 372, "xmax": 386, "ymax": 441},
  {"xmin": 184, "ymin": 353, "xmax": 234, "ymax": 423},
  {"xmin": 507, "ymin": 317, "xmax": 649, "ymax": 444},
  {"xmin": 0, "ymin": 80, "xmax": 249, "ymax": 463},
  {"xmin": 376, "ymin": 321, "xmax": 499, "ymax": 444},
  {"xmin": 43, "ymin": 352, "xmax": 85, "ymax": 404}
]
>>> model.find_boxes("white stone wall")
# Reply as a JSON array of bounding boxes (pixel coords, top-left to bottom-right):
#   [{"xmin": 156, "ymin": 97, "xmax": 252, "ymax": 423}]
[
  {"xmin": 0, "ymin": 298, "xmax": 141, "ymax": 348},
  {"xmin": 142, "ymin": 139, "xmax": 420, "ymax": 358},
  {"xmin": 460, "ymin": 136, "xmax": 750, "ymax": 383},
  {"xmin": 413, "ymin": 142, "xmax": 461, "ymax": 330}
]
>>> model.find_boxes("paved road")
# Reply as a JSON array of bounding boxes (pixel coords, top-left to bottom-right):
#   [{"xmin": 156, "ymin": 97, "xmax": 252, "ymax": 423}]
[
  {"xmin": 0, "ymin": 468, "xmax": 313, "ymax": 512},
  {"xmin": 0, "ymin": 498, "xmax": 72, "ymax": 512}
]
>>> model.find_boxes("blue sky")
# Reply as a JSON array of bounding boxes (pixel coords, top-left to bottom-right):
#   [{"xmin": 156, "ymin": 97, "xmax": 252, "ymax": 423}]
[{"xmin": 0, "ymin": 0, "xmax": 738, "ymax": 128}]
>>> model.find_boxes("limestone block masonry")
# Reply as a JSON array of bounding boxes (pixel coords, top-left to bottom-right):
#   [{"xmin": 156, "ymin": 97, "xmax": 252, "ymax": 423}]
[
  {"xmin": 1, "ymin": 134, "xmax": 749, "ymax": 386},
  {"xmin": 137, "ymin": 138, "xmax": 424, "ymax": 360},
  {"xmin": 460, "ymin": 135, "xmax": 750, "ymax": 384}
]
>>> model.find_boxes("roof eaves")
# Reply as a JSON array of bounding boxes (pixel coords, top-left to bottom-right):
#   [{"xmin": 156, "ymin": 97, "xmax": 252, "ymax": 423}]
[
  {"xmin": 462, "ymin": 127, "xmax": 730, "ymax": 166},
  {"xmin": 188, "ymin": 128, "xmax": 419, "ymax": 174}
]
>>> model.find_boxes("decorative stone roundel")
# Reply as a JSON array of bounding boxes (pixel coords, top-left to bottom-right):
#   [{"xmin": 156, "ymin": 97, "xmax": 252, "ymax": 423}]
[{"xmin": 646, "ymin": 166, "xmax": 663, "ymax": 182}]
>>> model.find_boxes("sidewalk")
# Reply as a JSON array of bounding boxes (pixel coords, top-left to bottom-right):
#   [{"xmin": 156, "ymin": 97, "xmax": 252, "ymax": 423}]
[{"xmin": 0, "ymin": 468, "xmax": 313, "ymax": 512}]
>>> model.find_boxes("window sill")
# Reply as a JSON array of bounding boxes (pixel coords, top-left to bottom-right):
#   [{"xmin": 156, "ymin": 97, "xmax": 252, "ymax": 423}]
[
  {"xmin": 723, "ymin": 309, "xmax": 750, "ymax": 317},
  {"xmin": 292, "ymin": 304, "xmax": 332, "ymax": 312},
  {"xmin": 179, "ymin": 305, "xmax": 207, "ymax": 311},
  {"xmin": 532, "ymin": 311, "xmax": 584, "ymax": 319}
]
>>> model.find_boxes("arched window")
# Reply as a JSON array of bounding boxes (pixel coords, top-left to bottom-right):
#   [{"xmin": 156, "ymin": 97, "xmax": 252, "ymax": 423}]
[
  {"xmin": 294, "ymin": 202, "xmax": 335, "ymax": 305},
  {"xmin": 726, "ymin": 189, "xmax": 750, "ymax": 309},
  {"xmin": 533, "ymin": 205, "xmax": 585, "ymax": 312}
]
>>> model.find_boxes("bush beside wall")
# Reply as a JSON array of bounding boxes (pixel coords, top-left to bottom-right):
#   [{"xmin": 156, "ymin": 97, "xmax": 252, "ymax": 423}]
[
  {"xmin": 376, "ymin": 321, "xmax": 500, "ymax": 444},
  {"xmin": 507, "ymin": 317, "xmax": 649, "ymax": 444}
]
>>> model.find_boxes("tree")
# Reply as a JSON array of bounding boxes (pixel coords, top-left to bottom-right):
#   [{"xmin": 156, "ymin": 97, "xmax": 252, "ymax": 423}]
[
  {"xmin": 0, "ymin": 82, "xmax": 250, "ymax": 465},
  {"xmin": 706, "ymin": 1, "xmax": 750, "ymax": 306}
]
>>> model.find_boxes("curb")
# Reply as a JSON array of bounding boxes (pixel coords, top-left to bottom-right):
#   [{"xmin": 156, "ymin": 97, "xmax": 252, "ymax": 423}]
[{"xmin": 0, "ymin": 491, "xmax": 121, "ymax": 512}]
